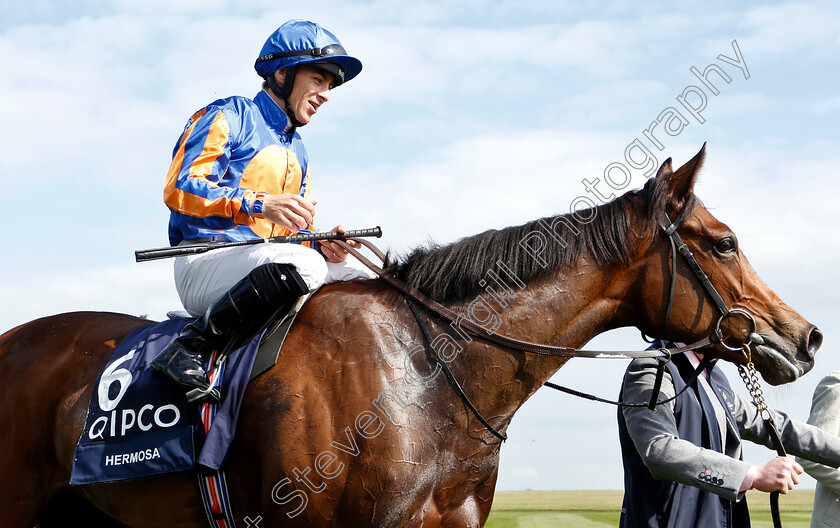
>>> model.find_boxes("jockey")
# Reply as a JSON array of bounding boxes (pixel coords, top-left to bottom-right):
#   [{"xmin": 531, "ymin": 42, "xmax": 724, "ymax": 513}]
[{"xmin": 152, "ymin": 20, "xmax": 376, "ymax": 402}]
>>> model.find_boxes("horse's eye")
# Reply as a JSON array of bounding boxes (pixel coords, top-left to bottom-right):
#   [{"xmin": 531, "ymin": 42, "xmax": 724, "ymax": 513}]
[{"xmin": 715, "ymin": 237, "xmax": 737, "ymax": 254}]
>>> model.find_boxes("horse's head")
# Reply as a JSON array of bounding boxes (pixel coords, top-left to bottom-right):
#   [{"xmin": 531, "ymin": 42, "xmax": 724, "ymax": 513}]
[{"xmin": 632, "ymin": 145, "xmax": 821, "ymax": 385}]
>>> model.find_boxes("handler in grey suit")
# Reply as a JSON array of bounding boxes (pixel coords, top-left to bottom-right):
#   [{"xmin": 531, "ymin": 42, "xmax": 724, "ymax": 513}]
[
  {"xmin": 797, "ymin": 371, "xmax": 840, "ymax": 528},
  {"xmin": 619, "ymin": 347, "xmax": 840, "ymax": 528}
]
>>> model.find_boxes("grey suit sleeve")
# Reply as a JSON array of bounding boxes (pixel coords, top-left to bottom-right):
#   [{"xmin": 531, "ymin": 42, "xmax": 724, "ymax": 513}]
[
  {"xmin": 794, "ymin": 372, "xmax": 840, "ymax": 495},
  {"xmin": 734, "ymin": 373, "xmax": 840, "ymax": 470},
  {"xmin": 621, "ymin": 358, "xmax": 751, "ymax": 501}
]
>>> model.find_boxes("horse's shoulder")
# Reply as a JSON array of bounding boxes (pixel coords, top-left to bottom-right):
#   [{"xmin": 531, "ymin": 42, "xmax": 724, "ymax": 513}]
[
  {"xmin": 301, "ymin": 279, "xmax": 403, "ymax": 322},
  {"xmin": 276, "ymin": 280, "xmax": 410, "ymax": 367}
]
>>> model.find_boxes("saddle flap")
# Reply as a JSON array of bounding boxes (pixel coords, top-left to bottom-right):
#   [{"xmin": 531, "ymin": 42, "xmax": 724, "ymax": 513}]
[{"xmin": 248, "ymin": 291, "xmax": 312, "ymax": 382}]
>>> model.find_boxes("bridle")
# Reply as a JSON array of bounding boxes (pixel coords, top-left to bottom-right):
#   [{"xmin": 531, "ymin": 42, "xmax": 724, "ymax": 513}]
[
  {"xmin": 332, "ymin": 202, "xmax": 763, "ymax": 426},
  {"xmin": 334, "ymin": 193, "xmax": 786, "ymax": 527},
  {"xmin": 656, "ymin": 203, "xmax": 761, "ymax": 349},
  {"xmin": 650, "ymin": 205, "xmax": 786, "ymax": 528},
  {"xmin": 333, "ymin": 203, "xmax": 759, "ymax": 423}
]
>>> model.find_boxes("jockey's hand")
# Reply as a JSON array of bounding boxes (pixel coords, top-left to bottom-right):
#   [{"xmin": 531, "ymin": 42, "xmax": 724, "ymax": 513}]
[
  {"xmin": 262, "ymin": 194, "xmax": 317, "ymax": 232},
  {"xmin": 752, "ymin": 456, "xmax": 802, "ymax": 494},
  {"xmin": 319, "ymin": 224, "xmax": 361, "ymax": 263}
]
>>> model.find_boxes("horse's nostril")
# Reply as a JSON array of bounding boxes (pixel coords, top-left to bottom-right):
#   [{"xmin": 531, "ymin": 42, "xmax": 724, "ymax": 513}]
[{"xmin": 808, "ymin": 326, "xmax": 823, "ymax": 358}]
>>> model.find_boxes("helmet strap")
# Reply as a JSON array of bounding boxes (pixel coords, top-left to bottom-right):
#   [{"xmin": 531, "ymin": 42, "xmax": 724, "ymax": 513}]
[{"xmin": 266, "ymin": 67, "xmax": 305, "ymax": 129}]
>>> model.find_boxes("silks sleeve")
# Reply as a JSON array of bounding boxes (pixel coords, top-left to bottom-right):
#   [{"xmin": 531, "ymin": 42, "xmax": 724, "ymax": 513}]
[{"xmin": 163, "ymin": 108, "xmax": 261, "ymax": 230}]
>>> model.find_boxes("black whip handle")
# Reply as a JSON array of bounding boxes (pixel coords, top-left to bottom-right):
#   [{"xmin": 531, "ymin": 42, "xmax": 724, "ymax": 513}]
[{"xmin": 135, "ymin": 226, "xmax": 382, "ymax": 262}]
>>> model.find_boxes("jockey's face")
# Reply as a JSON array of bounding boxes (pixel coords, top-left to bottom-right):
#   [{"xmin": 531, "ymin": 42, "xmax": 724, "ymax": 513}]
[{"xmin": 276, "ymin": 64, "xmax": 334, "ymax": 125}]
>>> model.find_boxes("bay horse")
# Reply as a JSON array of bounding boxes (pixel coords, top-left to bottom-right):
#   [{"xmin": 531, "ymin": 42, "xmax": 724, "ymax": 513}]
[{"xmin": 1, "ymin": 145, "xmax": 822, "ymax": 527}]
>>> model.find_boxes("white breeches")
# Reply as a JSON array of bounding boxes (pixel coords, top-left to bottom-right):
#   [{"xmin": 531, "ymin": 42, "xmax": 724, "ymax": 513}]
[{"xmin": 174, "ymin": 243, "xmax": 378, "ymax": 316}]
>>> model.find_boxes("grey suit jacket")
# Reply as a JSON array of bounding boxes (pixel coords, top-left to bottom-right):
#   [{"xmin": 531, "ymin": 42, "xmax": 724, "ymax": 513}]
[
  {"xmin": 797, "ymin": 371, "xmax": 840, "ymax": 528},
  {"xmin": 622, "ymin": 357, "xmax": 840, "ymax": 502}
]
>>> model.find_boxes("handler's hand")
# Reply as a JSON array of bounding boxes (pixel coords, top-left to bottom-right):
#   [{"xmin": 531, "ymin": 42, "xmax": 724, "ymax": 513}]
[
  {"xmin": 319, "ymin": 224, "xmax": 361, "ymax": 263},
  {"xmin": 262, "ymin": 194, "xmax": 317, "ymax": 232},
  {"xmin": 752, "ymin": 456, "xmax": 802, "ymax": 494}
]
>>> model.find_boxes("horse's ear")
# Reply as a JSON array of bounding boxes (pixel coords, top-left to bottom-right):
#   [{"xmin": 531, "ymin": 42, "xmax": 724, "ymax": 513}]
[
  {"xmin": 665, "ymin": 143, "xmax": 706, "ymax": 202},
  {"xmin": 655, "ymin": 158, "xmax": 673, "ymax": 180}
]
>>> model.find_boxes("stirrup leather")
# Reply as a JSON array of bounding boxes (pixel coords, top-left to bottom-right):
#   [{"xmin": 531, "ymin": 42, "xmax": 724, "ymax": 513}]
[{"xmin": 186, "ymin": 354, "xmax": 228, "ymax": 404}]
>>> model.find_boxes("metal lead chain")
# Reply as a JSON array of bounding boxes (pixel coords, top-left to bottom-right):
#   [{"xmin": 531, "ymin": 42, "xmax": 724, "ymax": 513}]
[{"xmin": 737, "ymin": 344, "xmax": 772, "ymax": 421}]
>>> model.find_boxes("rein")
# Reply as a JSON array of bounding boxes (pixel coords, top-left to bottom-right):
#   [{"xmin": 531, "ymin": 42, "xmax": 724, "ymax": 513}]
[
  {"xmin": 336, "ymin": 206, "xmax": 786, "ymax": 527},
  {"xmin": 334, "ymin": 237, "xmax": 713, "ymax": 442},
  {"xmin": 336, "ymin": 238, "xmax": 712, "ymax": 362},
  {"xmin": 332, "ymin": 205, "xmax": 744, "ymax": 413}
]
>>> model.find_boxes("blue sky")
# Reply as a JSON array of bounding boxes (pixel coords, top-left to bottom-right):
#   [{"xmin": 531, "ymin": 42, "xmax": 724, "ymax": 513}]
[{"xmin": 1, "ymin": 1, "xmax": 839, "ymax": 491}]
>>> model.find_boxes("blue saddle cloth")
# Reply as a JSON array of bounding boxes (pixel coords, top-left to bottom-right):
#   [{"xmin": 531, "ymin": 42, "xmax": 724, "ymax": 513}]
[{"xmin": 70, "ymin": 318, "xmax": 268, "ymax": 485}]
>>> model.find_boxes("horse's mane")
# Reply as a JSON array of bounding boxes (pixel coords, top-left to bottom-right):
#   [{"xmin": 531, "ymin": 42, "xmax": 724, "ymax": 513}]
[{"xmin": 386, "ymin": 175, "xmax": 699, "ymax": 303}]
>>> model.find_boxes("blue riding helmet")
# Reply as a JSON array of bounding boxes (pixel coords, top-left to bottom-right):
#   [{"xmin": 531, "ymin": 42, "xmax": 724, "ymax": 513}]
[{"xmin": 255, "ymin": 20, "xmax": 362, "ymax": 87}]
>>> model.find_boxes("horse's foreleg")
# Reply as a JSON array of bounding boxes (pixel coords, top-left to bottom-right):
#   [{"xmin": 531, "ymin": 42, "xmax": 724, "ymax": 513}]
[
  {"xmin": 438, "ymin": 495, "xmax": 487, "ymax": 528},
  {"xmin": 392, "ymin": 494, "xmax": 483, "ymax": 528}
]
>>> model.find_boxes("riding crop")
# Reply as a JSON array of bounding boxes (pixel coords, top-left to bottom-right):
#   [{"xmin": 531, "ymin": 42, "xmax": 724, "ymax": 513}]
[{"xmin": 134, "ymin": 227, "xmax": 383, "ymax": 262}]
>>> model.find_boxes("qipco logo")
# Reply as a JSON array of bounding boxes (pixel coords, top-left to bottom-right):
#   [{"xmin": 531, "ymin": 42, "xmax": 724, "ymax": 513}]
[{"xmin": 88, "ymin": 348, "xmax": 180, "ymax": 440}]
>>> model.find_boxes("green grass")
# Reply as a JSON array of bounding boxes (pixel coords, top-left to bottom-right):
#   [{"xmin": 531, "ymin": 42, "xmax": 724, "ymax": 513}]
[{"xmin": 486, "ymin": 490, "xmax": 816, "ymax": 527}]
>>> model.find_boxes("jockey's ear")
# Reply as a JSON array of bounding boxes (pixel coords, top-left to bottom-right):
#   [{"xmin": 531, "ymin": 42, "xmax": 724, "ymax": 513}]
[{"xmin": 663, "ymin": 142, "xmax": 706, "ymax": 207}]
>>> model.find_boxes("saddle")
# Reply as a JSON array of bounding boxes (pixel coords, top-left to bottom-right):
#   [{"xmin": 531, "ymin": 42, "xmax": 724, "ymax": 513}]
[
  {"xmin": 70, "ymin": 294, "xmax": 310, "ymax": 486},
  {"xmin": 166, "ymin": 290, "xmax": 310, "ymax": 384}
]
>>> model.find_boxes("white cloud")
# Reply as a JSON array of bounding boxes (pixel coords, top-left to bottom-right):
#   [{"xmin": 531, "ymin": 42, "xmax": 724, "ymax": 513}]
[
  {"xmin": 0, "ymin": 263, "xmax": 181, "ymax": 332},
  {"xmin": 739, "ymin": 1, "xmax": 840, "ymax": 63},
  {"xmin": 813, "ymin": 96, "xmax": 840, "ymax": 114}
]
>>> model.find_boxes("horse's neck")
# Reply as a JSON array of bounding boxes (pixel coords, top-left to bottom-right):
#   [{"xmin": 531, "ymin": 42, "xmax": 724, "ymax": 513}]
[
  {"xmin": 442, "ymin": 259, "xmax": 634, "ymax": 428},
  {"xmin": 456, "ymin": 257, "xmax": 630, "ymax": 347}
]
